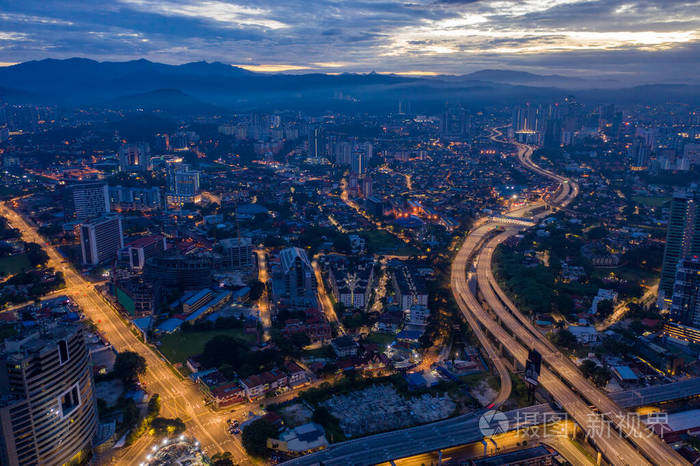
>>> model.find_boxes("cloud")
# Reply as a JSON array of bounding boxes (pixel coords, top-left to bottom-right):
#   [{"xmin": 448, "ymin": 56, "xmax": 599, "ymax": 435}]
[{"xmin": 0, "ymin": 0, "xmax": 696, "ymax": 83}]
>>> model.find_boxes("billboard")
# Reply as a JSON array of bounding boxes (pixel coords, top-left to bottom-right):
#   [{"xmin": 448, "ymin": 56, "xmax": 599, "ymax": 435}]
[{"xmin": 524, "ymin": 349, "xmax": 542, "ymax": 386}]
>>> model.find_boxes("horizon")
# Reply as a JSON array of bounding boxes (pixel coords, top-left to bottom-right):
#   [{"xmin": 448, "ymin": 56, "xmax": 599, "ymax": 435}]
[{"xmin": 0, "ymin": 1, "xmax": 698, "ymax": 83}]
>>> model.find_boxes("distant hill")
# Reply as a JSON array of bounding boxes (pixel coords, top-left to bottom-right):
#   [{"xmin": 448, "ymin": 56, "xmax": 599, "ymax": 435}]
[
  {"xmin": 458, "ymin": 69, "xmax": 621, "ymax": 89},
  {"xmin": 1, "ymin": 58, "xmax": 699, "ymax": 111},
  {"xmin": 103, "ymin": 88, "xmax": 221, "ymax": 113}
]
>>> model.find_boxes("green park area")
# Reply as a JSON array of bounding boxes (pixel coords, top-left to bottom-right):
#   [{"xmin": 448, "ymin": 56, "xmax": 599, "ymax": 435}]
[
  {"xmin": 631, "ymin": 195, "xmax": 672, "ymax": 208},
  {"xmin": 0, "ymin": 254, "xmax": 31, "ymax": 276},
  {"xmin": 158, "ymin": 328, "xmax": 256, "ymax": 366},
  {"xmin": 358, "ymin": 230, "xmax": 421, "ymax": 256}
]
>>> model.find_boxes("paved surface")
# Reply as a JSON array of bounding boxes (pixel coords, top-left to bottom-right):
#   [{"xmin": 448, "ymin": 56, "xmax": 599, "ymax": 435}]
[
  {"xmin": 283, "ymin": 130, "xmax": 690, "ymax": 466},
  {"xmin": 611, "ymin": 377, "xmax": 700, "ymax": 408},
  {"xmin": 0, "ymin": 202, "xmax": 250, "ymax": 465},
  {"xmin": 282, "ymin": 376, "xmax": 700, "ymax": 466},
  {"xmin": 463, "ymin": 133, "xmax": 686, "ymax": 465}
]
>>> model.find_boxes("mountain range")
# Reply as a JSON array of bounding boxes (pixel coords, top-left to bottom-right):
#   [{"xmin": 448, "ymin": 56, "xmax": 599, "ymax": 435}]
[{"xmin": 0, "ymin": 58, "xmax": 698, "ymax": 112}]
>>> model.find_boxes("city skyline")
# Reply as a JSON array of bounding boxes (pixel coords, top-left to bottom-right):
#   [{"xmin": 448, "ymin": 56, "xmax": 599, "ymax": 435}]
[{"xmin": 0, "ymin": 0, "xmax": 698, "ymax": 83}]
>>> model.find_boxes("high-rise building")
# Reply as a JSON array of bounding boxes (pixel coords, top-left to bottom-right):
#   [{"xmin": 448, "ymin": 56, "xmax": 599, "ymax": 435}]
[
  {"xmin": 659, "ymin": 190, "xmax": 700, "ymax": 305},
  {"xmin": 118, "ymin": 142, "xmax": 151, "ymax": 172},
  {"xmin": 63, "ymin": 182, "xmax": 110, "ymax": 222},
  {"xmin": 80, "ymin": 216, "xmax": 124, "ymax": 266},
  {"xmin": 220, "ymin": 237, "xmax": 254, "ymax": 269},
  {"xmin": 512, "ymin": 104, "xmax": 544, "ymax": 144},
  {"xmin": 109, "ymin": 185, "xmax": 162, "ymax": 210},
  {"xmin": 629, "ymin": 137, "xmax": 651, "ymax": 169},
  {"xmin": 170, "ymin": 131, "xmax": 199, "ymax": 151},
  {"xmin": 273, "ymin": 247, "xmax": 317, "ymax": 309},
  {"xmin": 669, "ymin": 257, "xmax": 700, "ymax": 327},
  {"xmin": 167, "ymin": 164, "xmax": 200, "ymax": 205},
  {"xmin": 119, "ymin": 235, "xmax": 167, "ymax": 270},
  {"xmin": 311, "ymin": 127, "xmax": 323, "ymax": 159},
  {"xmin": 350, "ymin": 150, "xmax": 367, "ymax": 175},
  {"xmin": 512, "ymin": 104, "xmax": 542, "ymax": 133},
  {"xmin": 439, "ymin": 106, "xmax": 470, "ymax": 140},
  {"xmin": 0, "ymin": 323, "xmax": 97, "ymax": 466},
  {"xmin": 334, "ymin": 141, "xmax": 353, "ymax": 165}
]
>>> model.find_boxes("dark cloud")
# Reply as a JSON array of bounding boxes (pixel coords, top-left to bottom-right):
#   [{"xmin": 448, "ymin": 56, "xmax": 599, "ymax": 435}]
[{"xmin": 0, "ymin": 0, "xmax": 696, "ymax": 83}]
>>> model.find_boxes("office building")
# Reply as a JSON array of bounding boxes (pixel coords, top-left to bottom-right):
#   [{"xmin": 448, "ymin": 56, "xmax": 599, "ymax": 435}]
[
  {"xmin": 350, "ymin": 150, "xmax": 367, "ymax": 175},
  {"xmin": 0, "ymin": 324, "xmax": 97, "ymax": 466},
  {"xmin": 109, "ymin": 185, "xmax": 161, "ymax": 210},
  {"xmin": 144, "ymin": 251, "xmax": 213, "ymax": 290},
  {"xmin": 80, "ymin": 216, "xmax": 124, "ymax": 266},
  {"xmin": 63, "ymin": 182, "xmax": 110, "ymax": 222},
  {"xmin": 334, "ymin": 141, "xmax": 353, "ymax": 165},
  {"xmin": 629, "ymin": 137, "xmax": 651, "ymax": 169},
  {"xmin": 439, "ymin": 106, "xmax": 470, "ymax": 140},
  {"xmin": 118, "ymin": 235, "xmax": 167, "ymax": 270},
  {"xmin": 669, "ymin": 257, "xmax": 700, "ymax": 327},
  {"xmin": 660, "ymin": 190, "xmax": 700, "ymax": 305},
  {"xmin": 512, "ymin": 103, "xmax": 544, "ymax": 144},
  {"xmin": 118, "ymin": 142, "xmax": 151, "ymax": 172},
  {"xmin": 167, "ymin": 165, "xmax": 201, "ymax": 206}
]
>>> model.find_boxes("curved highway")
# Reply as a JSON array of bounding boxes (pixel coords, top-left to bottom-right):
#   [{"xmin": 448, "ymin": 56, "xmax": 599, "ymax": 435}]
[{"xmin": 450, "ymin": 128, "xmax": 686, "ymax": 465}]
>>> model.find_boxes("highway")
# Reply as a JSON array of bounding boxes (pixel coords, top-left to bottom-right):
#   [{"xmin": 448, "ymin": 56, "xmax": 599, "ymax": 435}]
[
  {"xmin": 453, "ymin": 225, "xmax": 652, "ymax": 465},
  {"xmin": 454, "ymin": 129, "xmax": 685, "ymax": 464},
  {"xmin": 0, "ymin": 201, "xmax": 249, "ymax": 465},
  {"xmin": 282, "ymin": 376, "xmax": 700, "ymax": 465},
  {"xmin": 475, "ymin": 231, "xmax": 687, "ymax": 465}
]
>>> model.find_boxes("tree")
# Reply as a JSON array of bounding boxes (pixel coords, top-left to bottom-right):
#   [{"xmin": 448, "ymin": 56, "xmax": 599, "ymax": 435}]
[
  {"xmin": 25, "ymin": 243, "xmax": 49, "ymax": 267},
  {"xmin": 551, "ymin": 328, "xmax": 578, "ymax": 350},
  {"xmin": 596, "ymin": 299, "xmax": 614, "ymax": 319},
  {"xmin": 580, "ymin": 359, "xmax": 597, "ymax": 379},
  {"xmin": 241, "ymin": 419, "xmax": 277, "ymax": 457},
  {"xmin": 211, "ymin": 452, "xmax": 235, "ymax": 466},
  {"xmin": 147, "ymin": 394, "xmax": 161, "ymax": 419},
  {"xmin": 248, "ymin": 280, "xmax": 265, "ymax": 302},
  {"xmin": 591, "ymin": 366, "xmax": 612, "ymax": 388},
  {"xmin": 333, "ymin": 302, "xmax": 346, "ymax": 316},
  {"xmin": 113, "ymin": 351, "xmax": 147, "ymax": 384},
  {"xmin": 290, "ymin": 331, "xmax": 311, "ymax": 349},
  {"xmin": 151, "ymin": 417, "xmax": 186, "ymax": 436}
]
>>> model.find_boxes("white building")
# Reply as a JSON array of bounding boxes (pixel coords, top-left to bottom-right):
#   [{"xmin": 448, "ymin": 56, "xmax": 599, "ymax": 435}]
[{"xmin": 80, "ymin": 216, "xmax": 123, "ymax": 265}]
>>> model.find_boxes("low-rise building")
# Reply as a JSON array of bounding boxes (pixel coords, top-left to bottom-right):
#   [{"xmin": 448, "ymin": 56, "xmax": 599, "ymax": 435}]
[
  {"xmin": 267, "ymin": 423, "xmax": 329, "ymax": 456},
  {"xmin": 331, "ymin": 335, "xmax": 359, "ymax": 358}
]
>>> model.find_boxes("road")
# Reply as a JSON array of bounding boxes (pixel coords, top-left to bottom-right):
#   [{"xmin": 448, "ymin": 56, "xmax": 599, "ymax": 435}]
[
  {"xmin": 311, "ymin": 255, "xmax": 344, "ymax": 335},
  {"xmin": 453, "ymin": 130, "xmax": 686, "ymax": 464},
  {"xmin": 282, "ymin": 376, "xmax": 700, "ymax": 465},
  {"xmin": 0, "ymin": 202, "xmax": 250, "ymax": 465},
  {"xmin": 255, "ymin": 249, "xmax": 272, "ymax": 341}
]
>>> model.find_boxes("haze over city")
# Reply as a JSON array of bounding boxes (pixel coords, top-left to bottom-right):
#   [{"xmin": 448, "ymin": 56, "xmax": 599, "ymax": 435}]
[{"xmin": 1, "ymin": 2, "xmax": 700, "ymax": 466}]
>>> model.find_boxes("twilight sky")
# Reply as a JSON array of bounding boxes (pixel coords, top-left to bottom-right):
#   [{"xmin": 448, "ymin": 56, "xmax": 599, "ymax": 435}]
[{"xmin": 0, "ymin": 0, "xmax": 698, "ymax": 82}]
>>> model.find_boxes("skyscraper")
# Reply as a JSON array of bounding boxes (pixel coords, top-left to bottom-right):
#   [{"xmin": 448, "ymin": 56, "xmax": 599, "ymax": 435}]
[
  {"xmin": 669, "ymin": 256, "xmax": 700, "ymax": 327},
  {"xmin": 118, "ymin": 142, "xmax": 151, "ymax": 172},
  {"xmin": 659, "ymin": 190, "xmax": 700, "ymax": 305},
  {"xmin": 0, "ymin": 324, "xmax": 98, "ymax": 466},
  {"xmin": 63, "ymin": 182, "xmax": 110, "ymax": 222},
  {"xmin": 274, "ymin": 247, "xmax": 317, "ymax": 309},
  {"xmin": 80, "ymin": 216, "xmax": 124, "ymax": 266},
  {"xmin": 439, "ymin": 106, "xmax": 470, "ymax": 140},
  {"xmin": 166, "ymin": 163, "xmax": 201, "ymax": 205}
]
